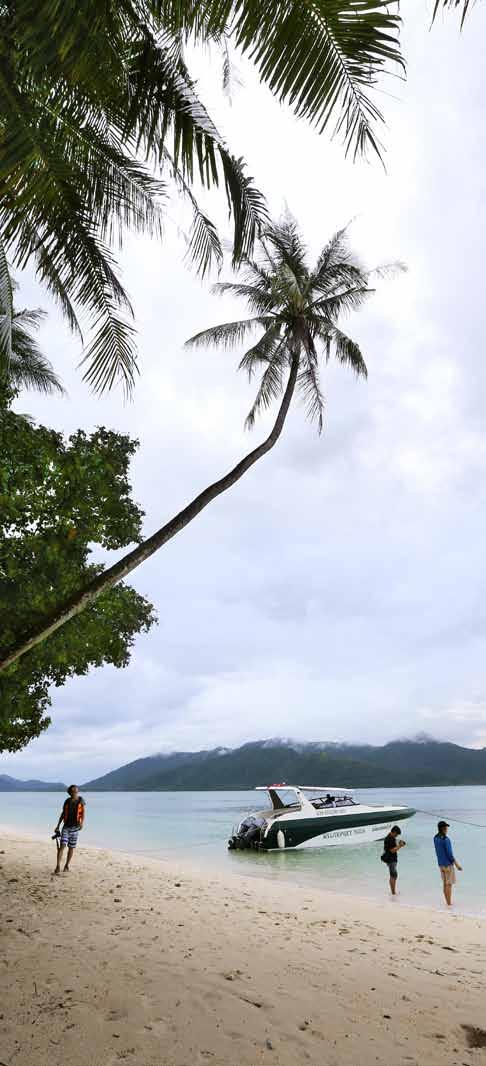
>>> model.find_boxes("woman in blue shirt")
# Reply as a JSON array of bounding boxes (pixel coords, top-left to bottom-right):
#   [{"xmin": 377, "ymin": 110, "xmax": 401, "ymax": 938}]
[{"xmin": 433, "ymin": 820, "xmax": 462, "ymax": 906}]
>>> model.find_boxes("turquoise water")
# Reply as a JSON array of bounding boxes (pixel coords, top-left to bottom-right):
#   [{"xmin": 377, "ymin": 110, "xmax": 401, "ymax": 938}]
[{"xmin": 2, "ymin": 786, "xmax": 485, "ymax": 915}]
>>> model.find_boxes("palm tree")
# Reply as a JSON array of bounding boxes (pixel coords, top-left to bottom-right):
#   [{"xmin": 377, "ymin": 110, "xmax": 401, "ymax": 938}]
[
  {"xmin": 0, "ymin": 239, "xmax": 62, "ymax": 399},
  {"xmin": 187, "ymin": 217, "xmax": 371, "ymax": 436},
  {"xmin": 0, "ymin": 0, "xmax": 405, "ymax": 393},
  {"xmin": 0, "ymin": 216, "xmax": 399, "ymax": 673},
  {"xmin": 7, "ymin": 308, "xmax": 63, "ymax": 397}
]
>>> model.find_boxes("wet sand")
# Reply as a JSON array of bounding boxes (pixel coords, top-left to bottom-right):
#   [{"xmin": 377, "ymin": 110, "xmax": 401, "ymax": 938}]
[{"xmin": 1, "ymin": 829, "xmax": 485, "ymax": 1066}]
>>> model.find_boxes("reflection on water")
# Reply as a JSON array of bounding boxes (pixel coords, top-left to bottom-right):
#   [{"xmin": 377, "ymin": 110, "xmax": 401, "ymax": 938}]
[{"xmin": 1, "ymin": 785, "xmax": 485, "ymax": 915}]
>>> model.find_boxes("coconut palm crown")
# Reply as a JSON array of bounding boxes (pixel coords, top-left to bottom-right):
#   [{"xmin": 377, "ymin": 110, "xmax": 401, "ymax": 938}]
[{"xmin": 186, "ymin": 217, "xmax": 384, "ymax": 433}]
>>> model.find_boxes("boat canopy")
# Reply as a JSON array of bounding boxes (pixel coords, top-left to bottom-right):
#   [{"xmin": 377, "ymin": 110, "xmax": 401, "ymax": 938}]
[
  {"xmin": 255, "ymin": 784, "xmax": 355, "ymax": 814},
  {"xmin": 255, "ymin": 784, "xmax": 354, "ymax": 794}
]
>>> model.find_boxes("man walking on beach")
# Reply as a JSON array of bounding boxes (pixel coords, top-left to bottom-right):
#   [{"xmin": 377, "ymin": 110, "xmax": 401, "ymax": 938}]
[
  {"xmin": 53, "ymin": 785, "xmax": 86, "ymax": 875},
  {"xmin": 382, "ymin": 825, "xmax": 406, "ymax": 896},
  {"xmin": 434, "ymin": 820, "xmax": 462, "ymax": 906}
]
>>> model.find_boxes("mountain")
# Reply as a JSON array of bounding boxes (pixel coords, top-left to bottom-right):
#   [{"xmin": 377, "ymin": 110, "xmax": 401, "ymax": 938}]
[
  {"xmin": 79, "ymin": 750, "xmax": 216, "ymax": 791},
  {"xmin": 82, "ymin": 738, "xmax": 486, "ymax": 790},
  {"xmin": 0, "ymin": 774, "xmax": 66, "ymax": 791}
]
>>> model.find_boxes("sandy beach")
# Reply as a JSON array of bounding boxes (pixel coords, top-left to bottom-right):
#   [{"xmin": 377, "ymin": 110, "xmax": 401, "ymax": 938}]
[{"xmin": 1, "ymin": 829, "xmax": 485, "ymax": 1066}]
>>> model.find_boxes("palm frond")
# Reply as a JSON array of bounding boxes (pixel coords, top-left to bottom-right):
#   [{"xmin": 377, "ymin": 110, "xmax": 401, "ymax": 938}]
[
  {"xmin": 0, "ymin": 75, "xmax": 141, "ymax": 392},
  {"xmin": 311, "ymin": 226, "xmax": 358, "ymax": 287},
  {"xmin": 238, "ymin": 322, "xmax": 283, "ymax": 378},
  {"xmin": 325, "ymin": 325, "xmax": 368, "ymax": 377},
  {"xmin": 298, "ymin": 337, "xmax": 325, "ymax": 433},
  {"xmin": 431, "ymin": 0, "xmax": 472, "ymax": 27},
  {"xmin": 30, "ymin": 234, "xmax": 83, "ymax": 341},
  {"xmin": 125, "ymin": 31, "xmax": 268, "ymax": 266},
  {"xmin": 212, "ymin": 281, "xmax": 276, "ymax": 314},
  {"xmin": 232, "ymin": 0, "xmax": 403, "ymax": 160},
  {"xmin": 152, "ymin": 1, "xmax": 227, "ymax": 41},
  {"xmin": 80, "ymin": 306, "xmax": 137, "ymax": 395},
  {"xmin": 222, "ymin": 39, "xmax": 244, "ymax": 102},
  {"xmin": 264, "ymin": 214, "xmax": 308, "ymax": 280},
  {"xmin": 162, "ymin": 149, "xmax": 222, "ymax": 276},
  {"xmin": 185, "ymin": 316, "xmax": 269, "ymax": 350},
  {"xmin": 5, "ymin": 306, "xmax": 64, "ymax": 395},
  {"xmin": 272, "ymin": 262, "xmax": 305, "ymax": 307},
  {"xmin": 221, "ymin": 154, "xmax": 269, "ymax": 267},
  {"xmin": 155, "ymin": 0, "xmax": 403, "ymax": 159},
  {"xmin": 367, "ymin": 260, "xmax": 407, "ymax": 281},
  {"xmin": 9, "ymin": 348, "xmax": 64, "ymax": 395},
  {"xmin": 187, "ymin": 208, "xmax": 223, "ymax": 278},
  {"xmin": 311, "ymin": 265, "xmax": 367, "ymax": 298},
  {"xmin": 310, "ymin": 285, "xmax": 372, "ymax": 319},
  {"xmin": 245, "ymin": 344, "xmax": 287, "ymax": 429}
]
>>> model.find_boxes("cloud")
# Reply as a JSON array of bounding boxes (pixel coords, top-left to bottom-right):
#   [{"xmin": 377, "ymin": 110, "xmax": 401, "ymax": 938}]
[{"xmin": 3, "ymin": 0, "xmax": 486, "ymax": 781}]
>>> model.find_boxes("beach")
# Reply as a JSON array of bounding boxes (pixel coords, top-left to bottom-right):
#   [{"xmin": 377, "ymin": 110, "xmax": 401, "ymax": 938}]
[{"xmin": 1, "ymin": 830, "xmax": 485, "ymax": 1066}]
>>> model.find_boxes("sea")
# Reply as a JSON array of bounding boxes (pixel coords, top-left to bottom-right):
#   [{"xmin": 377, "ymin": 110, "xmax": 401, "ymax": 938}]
[{"xmin": 2, "ymin": 786, "xmax": 485, "ymax": 916}]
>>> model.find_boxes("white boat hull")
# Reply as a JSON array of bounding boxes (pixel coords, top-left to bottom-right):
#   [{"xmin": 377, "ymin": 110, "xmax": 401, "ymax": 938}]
[{"xmin": 284, "ymin": 820, "xmax": 394, "ymax": 849}]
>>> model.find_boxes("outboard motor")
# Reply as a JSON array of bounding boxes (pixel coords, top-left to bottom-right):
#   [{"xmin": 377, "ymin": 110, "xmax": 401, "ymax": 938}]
[{"xmin": 228, "ymin": 816, "xmax": 265, "ymax": 850}]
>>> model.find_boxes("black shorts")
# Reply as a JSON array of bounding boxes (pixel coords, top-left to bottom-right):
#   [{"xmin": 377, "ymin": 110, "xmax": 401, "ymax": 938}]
[{"xmin": 388, "ymin": 861, "xmax": 398, "ymax": 879}]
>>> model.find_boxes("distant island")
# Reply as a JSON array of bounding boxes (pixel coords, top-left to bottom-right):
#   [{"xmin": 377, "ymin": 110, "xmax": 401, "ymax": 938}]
[
  {"xmin": 0, "ymin": 774, "xmax": 66, "ymax": 792},
  {"xmin": 3, "ymin": 738, "xmax": 485, "ymax": 792},
  {"xmin": 81, "ymin": 737, "xmax": 486, "ymax": 790}
]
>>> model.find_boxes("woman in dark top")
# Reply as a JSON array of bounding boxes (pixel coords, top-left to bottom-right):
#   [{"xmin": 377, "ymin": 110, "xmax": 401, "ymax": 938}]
[{"xmin": 382, "ymin": 825, "xmax": 406, "ymax": 896}]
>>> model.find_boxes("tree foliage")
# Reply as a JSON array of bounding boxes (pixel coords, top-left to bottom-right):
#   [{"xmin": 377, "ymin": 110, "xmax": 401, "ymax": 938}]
[
  {"xmin": 1, "ymin": 238, "xmax": 64, "ymax": 398},
  {"xmin": 0, "ymin": 0, "xmax": 407, "ymax": 394},
  {"xmin": 186, "ymin": 215, "xmax": 395, "ymax": 432},
  {"xmin": 0, "ymin": 408, "xmax": 155, "ymax": 752},
  {"xmin": 0, "ymin": 0, "xmax": 268, "ymax": 394}
]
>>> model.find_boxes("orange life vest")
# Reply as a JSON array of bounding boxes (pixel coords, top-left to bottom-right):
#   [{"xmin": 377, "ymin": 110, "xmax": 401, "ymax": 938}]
[{"xmin": 62, "ymin": 797, "xmax": 85, "ymax": 828}]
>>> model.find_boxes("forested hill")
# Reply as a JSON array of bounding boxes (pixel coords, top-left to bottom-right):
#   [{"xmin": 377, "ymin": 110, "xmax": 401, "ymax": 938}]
[
  {"xmin": 81, "ymin": 739, "xmax": 486, "ymax": 790},
  {"xmin": 0, "ymin": 774, "xmax": 65, "ymax": 791}
]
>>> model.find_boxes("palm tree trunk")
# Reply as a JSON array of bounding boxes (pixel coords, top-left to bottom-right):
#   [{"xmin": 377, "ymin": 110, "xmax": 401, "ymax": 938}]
[{"xmin": 0, "ymin": 353, "xmax": 299, "ymax": 673}]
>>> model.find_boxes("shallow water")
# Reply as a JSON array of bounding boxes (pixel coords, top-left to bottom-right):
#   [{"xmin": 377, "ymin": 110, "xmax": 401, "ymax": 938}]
[{"xmin": 2, "ymin": 786, "xmax": 485, "ymax": 915}]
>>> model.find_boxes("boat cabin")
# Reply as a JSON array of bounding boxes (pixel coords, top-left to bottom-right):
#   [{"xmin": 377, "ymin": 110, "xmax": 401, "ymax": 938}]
[{"xmin": 255, "ymin": 784, "xmax": 357, "ymax": 820}]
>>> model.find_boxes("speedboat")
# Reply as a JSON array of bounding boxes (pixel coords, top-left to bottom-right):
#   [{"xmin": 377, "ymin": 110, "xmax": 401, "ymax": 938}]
[{"xmin": 228, "ymin": 784, "xmax": 415, "ymax": 851}]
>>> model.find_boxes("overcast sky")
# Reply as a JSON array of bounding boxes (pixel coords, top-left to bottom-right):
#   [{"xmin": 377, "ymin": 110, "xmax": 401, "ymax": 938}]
[{"xmin": 3, "ymin": 1, "xmax": 486, "ymax": 782}]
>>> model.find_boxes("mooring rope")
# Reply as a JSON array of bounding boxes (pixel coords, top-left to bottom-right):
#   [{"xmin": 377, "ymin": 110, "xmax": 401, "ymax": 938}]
[{"xmin": 414, "ymin": 808, "xmax": 486, "ymax": 830}]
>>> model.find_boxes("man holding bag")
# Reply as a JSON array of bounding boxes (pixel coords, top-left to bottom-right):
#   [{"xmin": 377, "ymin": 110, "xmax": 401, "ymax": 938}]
[{"xmin": 381, "ymin": 825, "xmax": 406, "ymax": 896}]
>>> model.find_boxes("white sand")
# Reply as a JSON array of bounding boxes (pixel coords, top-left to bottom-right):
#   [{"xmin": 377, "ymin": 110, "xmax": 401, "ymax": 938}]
[{"xmin": 1, "ymin": 829, "xmax": 485, "ymax": 1066}]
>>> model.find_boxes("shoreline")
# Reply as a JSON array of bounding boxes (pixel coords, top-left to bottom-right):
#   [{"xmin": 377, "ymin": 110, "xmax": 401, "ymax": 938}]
[
  {"xmin": 2, "ymin": 822, "xmax": 484, "ymax": 922},
  {"xmin": 1, "ymin": 830, "xmax": 486, "ymax": 1065}
]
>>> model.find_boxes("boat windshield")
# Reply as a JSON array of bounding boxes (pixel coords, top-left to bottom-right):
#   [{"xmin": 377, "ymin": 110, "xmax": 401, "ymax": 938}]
[
  {"xmin": 261, "ymin": 786, "xmax": 357, "ymax": 812},
  {"xmin": 267, "ymin": 788, "xmax": 301, "ymax": 810},
  {"xmin": 311, "ymin": 793, "xmax": 356, "ymax": 808}
]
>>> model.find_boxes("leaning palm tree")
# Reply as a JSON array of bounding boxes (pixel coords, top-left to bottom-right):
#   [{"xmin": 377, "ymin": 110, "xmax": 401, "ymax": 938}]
[{"xmin": 0, "ymin": 217, "xmax": 399, "ymax": 673}]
